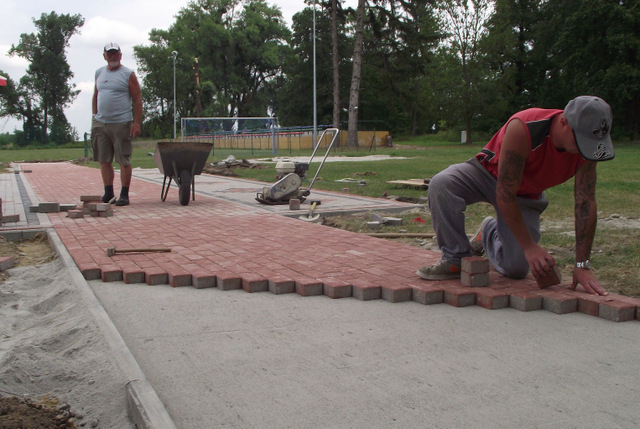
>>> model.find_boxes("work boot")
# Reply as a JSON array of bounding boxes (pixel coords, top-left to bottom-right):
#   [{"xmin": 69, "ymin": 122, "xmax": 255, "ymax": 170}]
[
  {"xmin": 102, "ymin": 185, "xmax": 114, "ymax": 203},
  {"xmin": 416, "ymin": 259, "xmax": 461, "ymax": 280},
  {"xmin": 470, "ymin": 216, "xmax": 493, "ymax": 256}
]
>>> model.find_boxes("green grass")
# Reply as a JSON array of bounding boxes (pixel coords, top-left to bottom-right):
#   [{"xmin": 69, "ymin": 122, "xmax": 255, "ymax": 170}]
[{"xmin": 2, "ymin": 137, "xmax": 638, "ymax": 296}]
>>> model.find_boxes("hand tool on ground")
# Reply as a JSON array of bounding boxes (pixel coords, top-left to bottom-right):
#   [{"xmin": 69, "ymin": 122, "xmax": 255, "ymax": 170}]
[
  {"xmin": 299, "ymin": 201, "xmax": 320, "ymax": 222},
  {"xmin": 256, "ymin": 128, "xmax": 340, "ymax": 205},
  {"xmin": 106, "ymin": 246, "xmax": 172, "ymax": 257}
]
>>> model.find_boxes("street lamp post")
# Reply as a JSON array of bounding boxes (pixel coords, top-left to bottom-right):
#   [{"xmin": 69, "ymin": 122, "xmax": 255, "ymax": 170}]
[
  {"xmin": 171, "ymin": 50, "xmax": 178, "ymax": 140},
  {"xmin": 312, "ymin": 1, "xmax": 317, "ymax": 148}
]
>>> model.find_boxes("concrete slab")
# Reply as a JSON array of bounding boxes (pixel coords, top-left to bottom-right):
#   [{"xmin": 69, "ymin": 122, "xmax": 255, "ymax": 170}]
[
  {"xmin": 131, "ymin": 167, "xmax": 424, "ymax": 217},
  {"xmin": 8, "ymin": 161, "xmax": 640, "ymax": 428}
]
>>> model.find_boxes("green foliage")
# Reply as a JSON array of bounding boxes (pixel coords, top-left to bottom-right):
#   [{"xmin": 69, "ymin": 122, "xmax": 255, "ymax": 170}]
[
  {"xmin": 8, "ymin": 12, "xmax": 83, "ymax": 145},
  {"xmin": 134, "ymin": 0, "xmax": 291, "ymax": 136}
]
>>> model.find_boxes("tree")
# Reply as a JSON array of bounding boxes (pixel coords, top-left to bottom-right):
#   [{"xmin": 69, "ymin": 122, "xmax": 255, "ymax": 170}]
[
  {"xmin": 345, "ymin": 0, "xmax": 367, "ymax": 147},
  {"xmin": 9, "ymin": 12, "xmax": 84, "ymax": 144},
  {"xmin": 437, "ymin": 0, "xmax": 491, "ymax": 143},
  {"xmin": 135, "ymin": 0, "xmax": 290, "ymax": 136}
]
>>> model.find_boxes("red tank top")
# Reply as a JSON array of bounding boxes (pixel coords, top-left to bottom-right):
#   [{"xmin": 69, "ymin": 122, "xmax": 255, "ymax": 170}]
[{"xmin": 476, "ymin": 108, "xmax": 585, "ymax": 199}]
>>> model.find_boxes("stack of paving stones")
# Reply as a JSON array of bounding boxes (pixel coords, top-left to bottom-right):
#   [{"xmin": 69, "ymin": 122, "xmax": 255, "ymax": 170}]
[{"xmin": 66, "ymin": 195, "xmax": 114, "ymax": 218}]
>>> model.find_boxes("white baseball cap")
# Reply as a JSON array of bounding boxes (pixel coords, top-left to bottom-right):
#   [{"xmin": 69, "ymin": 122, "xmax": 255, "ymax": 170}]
[{"xmin": 103, "ymin": 42, "xmax": 121, "ymax": 52}]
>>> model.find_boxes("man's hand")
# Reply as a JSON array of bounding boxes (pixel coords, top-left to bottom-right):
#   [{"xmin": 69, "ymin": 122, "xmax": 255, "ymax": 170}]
[
  {"xmin": 570, "ymin": 268, "xmax": 608, "ymax": 296},
  {"xmin": 130, "ymin": 123, "xmax": 141, "ymax": 139},
  {"xmin": 523, "ymin": 243, "xmax": 555, "ymax": 279}
]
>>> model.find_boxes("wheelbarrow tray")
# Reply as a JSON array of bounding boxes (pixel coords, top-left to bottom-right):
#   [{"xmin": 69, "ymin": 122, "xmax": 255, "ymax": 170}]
[
  {"xmin": 154, "ymin": 141, "xmax": 213, "ymax": 177},
  {"xmin": 154, "ymin": 141, "xmax": 213, "ymax": 205}
]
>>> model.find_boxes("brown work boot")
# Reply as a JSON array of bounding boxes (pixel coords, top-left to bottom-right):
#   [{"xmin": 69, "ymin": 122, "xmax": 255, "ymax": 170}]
[{"xmin": 416, "ymin": 259, "xmax": 461, "ymax": 280}]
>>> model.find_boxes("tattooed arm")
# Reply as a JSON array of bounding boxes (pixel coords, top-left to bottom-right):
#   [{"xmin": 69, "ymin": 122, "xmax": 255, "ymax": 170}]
[
  {"xmin": 570, "ymin": 161, "xmax": 608, "ymax": 295},
  {"xmin": 496, "ymin": 119, "xmax": 556, "ymax": 278}
]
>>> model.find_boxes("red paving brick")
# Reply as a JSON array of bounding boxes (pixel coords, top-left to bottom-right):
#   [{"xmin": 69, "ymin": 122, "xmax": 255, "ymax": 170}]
[{"xmin": 21, "ymin": 162, "xmax": 640, "ymax": 323}]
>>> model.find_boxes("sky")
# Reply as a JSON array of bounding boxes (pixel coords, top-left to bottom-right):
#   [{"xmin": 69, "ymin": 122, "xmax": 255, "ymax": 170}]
[{"xmin": 0, "ymin": 0, "xmax": 357, "ymax": 137}]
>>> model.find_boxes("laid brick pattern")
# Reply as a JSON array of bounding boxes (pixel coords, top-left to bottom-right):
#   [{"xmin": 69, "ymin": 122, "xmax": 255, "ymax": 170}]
[{"xmin": 22, "ymin": 162, "xmax": 640, "ymax": 323}]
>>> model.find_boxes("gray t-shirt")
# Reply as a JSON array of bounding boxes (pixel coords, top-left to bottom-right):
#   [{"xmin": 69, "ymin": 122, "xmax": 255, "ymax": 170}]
[{"xmin": 94, "ymin": 65, "xmax": 134, "ymax": 124}]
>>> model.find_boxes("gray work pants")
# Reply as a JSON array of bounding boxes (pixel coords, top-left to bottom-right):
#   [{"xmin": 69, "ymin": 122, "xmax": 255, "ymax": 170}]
[{"xmin": 427, "ymin": 158, "xmax": 549, "ymax": 278}]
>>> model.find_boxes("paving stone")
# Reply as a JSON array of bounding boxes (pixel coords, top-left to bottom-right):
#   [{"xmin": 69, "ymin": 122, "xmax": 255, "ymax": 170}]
[
  {"xmin": 461, "ymin": 256, "xmax": 489, "ymax": 274},
  {"xmin": 475, "ymin": 288, "xmax": 509, "ymax": 309},
  {"xmin": 79, "ymin": 265, "xmax": 101, "ymax": 281},
  {"xmin": 442, "ymin": 285, "xmax": 476, "ymax": 307},
  {"xmin": 267, "ymin": 275, "xmax": 295, "ymax": 294},
  {"xmin": 1, "ymin": 214, "xmax": 20, "ymax": 223},
  {"xmin": 169, "ymin": 271, "xmax": 192, "ymax": 287},
  {"xmin": 538, "ymin": 290, "xmax": 577, "ymax": 314},
  {"xmin": 321, "ymin": 278, "xmax": 352, "ymax": 299},
  {"xmin": 599, "ymin": 300, "xmax": 636, "ymax": 322},
  {"xmin": 576, "ymin": 293, "xmax": 611, "ymax": 317},
  {"xmin": 38, "ymin": 202, "xmax": 60, "ymax": 213},
  {"xmin": 509, "ymin": 290, "xmax": 542, "ymax": 312},
  {"xmin": 411, "ymin": 283, "xmax": 444, "ymax": 305},
  {"xmin": 101, "ymin": 266, "xmax": 123, "ymax": 282},
  {"xmin": 0, "ymin": 256, "xmax": 15, "ymax": 271},
  {"xmin": 381, "ymin": 284, "xmax": 413, "ymax": 303},
  {"xmin": 67, "ymin": 210, "xmax": 85, "ymax": 219},
  {"xmin": 60, "ymin": 204, "xmax": 78, "ymax": 212},
  {"xmin": 192, "ymin": 273, "xmax": 216, "ymax": 289},
  {"xmin": 460, "ymin": 271, "xmax": 490, "ymax": 287},
  {"xmin": 80, "ymin": 195, "xmax": 102, "ymax": 202},
  {"xmin": 350, "ymin": 279, "xmax": 381, "ymax": 301},
  {"xmin": 242, "ymin": 274, "xmax": 269, "ymax": 292},
  {"xmin": 535, "ymin": 265, "xmax": 562, "ymax": 289},
  {"xmin": 295, "ymin": 277, "xmax": 323, "ymax": 296},
  {"xmin": 216, "ymin": 271, "xmax": 242, "ymax": 290},
  {"xmin": 123, "ymin": 268, "xmax": 146, "ymax": 284},
  {"xmin": 145, "ymin": 268, "xmax": 169, "ymax": 286}
]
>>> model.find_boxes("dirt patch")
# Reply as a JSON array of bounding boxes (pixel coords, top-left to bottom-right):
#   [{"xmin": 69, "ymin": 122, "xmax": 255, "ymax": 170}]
[{"xmin": 0, "ymin": 395, "xmax": 77, "ymax": 428}]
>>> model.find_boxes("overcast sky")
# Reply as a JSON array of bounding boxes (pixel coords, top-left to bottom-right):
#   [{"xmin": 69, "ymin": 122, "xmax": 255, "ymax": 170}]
[{"xmin": 0, "ymin": 0, "xmax": 357, "ymax": 136}]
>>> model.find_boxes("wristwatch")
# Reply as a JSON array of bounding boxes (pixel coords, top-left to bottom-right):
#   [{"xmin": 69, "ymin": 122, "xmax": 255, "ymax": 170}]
[{"xmin": 575, "ymin": 260, "xmax": 592, "ymax": 270}]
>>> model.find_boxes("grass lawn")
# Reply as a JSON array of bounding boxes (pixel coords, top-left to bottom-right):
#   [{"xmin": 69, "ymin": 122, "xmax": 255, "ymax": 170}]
[{"xmin": 1, "ymin": 137, "xmax": 638, "ymax": 296}]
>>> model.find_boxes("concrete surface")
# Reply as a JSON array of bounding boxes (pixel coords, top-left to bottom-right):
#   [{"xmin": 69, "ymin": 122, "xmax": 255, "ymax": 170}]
[{"xmin": 4, "ymin": 162, "xmax": 640, "ymax": 428}]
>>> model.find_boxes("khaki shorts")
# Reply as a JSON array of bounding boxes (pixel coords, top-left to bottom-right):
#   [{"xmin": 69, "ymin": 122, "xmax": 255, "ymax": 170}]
[{"xmin": 91, "ymin": 118, "xmax": 133, "ymax": 166}]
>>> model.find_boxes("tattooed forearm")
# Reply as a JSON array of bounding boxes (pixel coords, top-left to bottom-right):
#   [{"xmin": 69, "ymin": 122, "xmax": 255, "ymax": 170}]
[
  {"xmin": 574, "ymin": 162, "xmax": 597, "ymax": 259},
  {"xmin": 497, "ymin": 149, "xmax": 525, "ymax": 203}
]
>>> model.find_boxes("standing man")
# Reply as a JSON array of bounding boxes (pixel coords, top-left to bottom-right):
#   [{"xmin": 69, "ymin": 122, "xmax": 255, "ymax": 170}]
[
  {"xmin": 92, "ymin": 42, "xmax": 142, "ymax": 206},
  {"xmin": 417, "ymin": 96, "xmax": 614, "ymax": 296}
]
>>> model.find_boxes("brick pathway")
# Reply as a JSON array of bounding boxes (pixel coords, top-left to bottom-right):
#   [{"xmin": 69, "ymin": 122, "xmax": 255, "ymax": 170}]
[{"xmin": 21, "ymin": 162, "xmax": 640, "ymax": 322}]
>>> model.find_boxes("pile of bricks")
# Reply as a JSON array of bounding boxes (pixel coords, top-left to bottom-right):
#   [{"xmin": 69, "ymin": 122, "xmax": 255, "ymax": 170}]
[{"xmin": 67, "ymin": 195, "xmax": 114, "ymax": 219}]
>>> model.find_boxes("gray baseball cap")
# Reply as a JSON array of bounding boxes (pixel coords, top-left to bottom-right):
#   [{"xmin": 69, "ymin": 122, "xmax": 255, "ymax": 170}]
[{"xmin": 564, "ymin": 96, "xmax": 614, "ymax": 161}]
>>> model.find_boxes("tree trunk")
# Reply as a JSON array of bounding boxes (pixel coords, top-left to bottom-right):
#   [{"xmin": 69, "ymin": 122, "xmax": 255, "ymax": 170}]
[
  {"xmin": 346, "ymin": 0, "xmax": 366, "ymax": 147},
  {"xmin": 331, "ymin": 0, "xmax": 340, "ymax": 129}
]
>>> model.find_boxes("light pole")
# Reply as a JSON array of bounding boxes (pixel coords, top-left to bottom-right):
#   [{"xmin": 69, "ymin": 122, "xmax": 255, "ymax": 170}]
[
  {"xmin": 171, "ymin": 50, "xmax": 178, "ymax": 140},
  {"xmin": 312, "ymin": 1, "xmax": 317, "ymax": 148}
]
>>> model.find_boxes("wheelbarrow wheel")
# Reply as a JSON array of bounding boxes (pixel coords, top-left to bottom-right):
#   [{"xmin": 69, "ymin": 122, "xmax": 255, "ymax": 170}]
[{"xmin": 178, "ymin": 169, "xmax": 192, "ymax": 206}]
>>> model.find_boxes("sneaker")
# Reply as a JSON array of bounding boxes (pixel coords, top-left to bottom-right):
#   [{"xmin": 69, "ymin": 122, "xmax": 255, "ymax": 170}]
[
  {"xmin": 115, "ymin": 196, "xmax": 129, "ymax": 206},
  {"xmin": 416, "ymin": 259, "xmax": 461, "ymax": 280},
  {"xmin": 470, "ymin": 216, "xmax": 492, "ymax": 256}
]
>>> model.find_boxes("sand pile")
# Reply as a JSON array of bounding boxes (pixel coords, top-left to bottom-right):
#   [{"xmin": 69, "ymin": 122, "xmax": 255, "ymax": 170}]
[{"xmin": 0, "ymin": 259, "xmax": 133, "ymax": 428}]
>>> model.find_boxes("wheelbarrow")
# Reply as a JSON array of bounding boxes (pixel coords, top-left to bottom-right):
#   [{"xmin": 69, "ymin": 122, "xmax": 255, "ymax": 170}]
[{"xmin": 154, "ymin": 141, "xmax": 213, "ymax": 206}]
